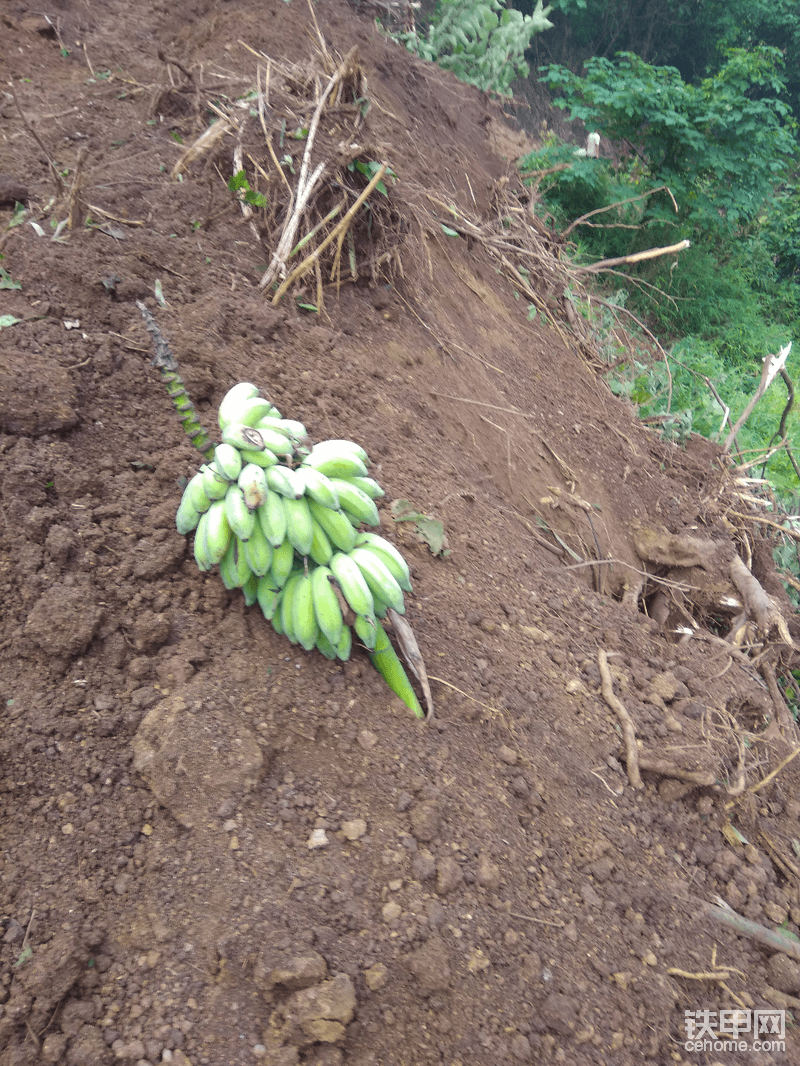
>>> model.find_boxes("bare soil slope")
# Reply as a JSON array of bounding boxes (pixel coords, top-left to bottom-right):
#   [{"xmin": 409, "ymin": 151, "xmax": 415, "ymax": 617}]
[{"xmin": 2, "ymin": 2, "xmax": 800, "ymax": 1065}]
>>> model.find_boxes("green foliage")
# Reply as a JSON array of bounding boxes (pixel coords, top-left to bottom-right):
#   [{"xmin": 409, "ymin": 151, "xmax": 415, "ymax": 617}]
[
  {"xmin": 519, "ymin": 136, "xmax": 635, "ymax": 258},
  {"xmin": 607, "ymin": 334, "xmax": 799, "ymax": 495},
  {"xmin": 396, "ymin": 0, "xmax": 553, "ymax": 96},
  {"xmin": 540, "ymin": 47, "xmax": 798, "ymax": 239},
  {"xmin": 534, "ymin": 1, "xmax": 800, "ymax": 128},
  {"xmin": 764, "ymin": 183, "xmax": 800, "ymax": 282},
  {"xmin": 228, "ymin": 169, "xmax": 267, "ymax": 209}
]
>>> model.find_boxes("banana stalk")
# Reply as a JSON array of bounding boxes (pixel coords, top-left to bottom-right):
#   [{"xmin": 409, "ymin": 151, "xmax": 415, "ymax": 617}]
[{"xmin": 137, "ymin": 300, "xmax": 215, "ymax": 460}]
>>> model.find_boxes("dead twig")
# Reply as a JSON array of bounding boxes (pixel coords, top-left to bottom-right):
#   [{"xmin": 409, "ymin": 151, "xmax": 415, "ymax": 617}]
[
  {"xmin": 759, "ymin": 660, "xmax": 799, "ymax": 743},
  {"xmin": 723, "ymin": 344, "xmax": 792, "ymax": 455},
  {"xmin": 598, "ymin": 649, "xmax": 642, "ymax": 788},
  {"xmin": 635, "ymin": 757, "xmax": 716, "ymax": 787},
  {"xmin": 9, "ymin": 88, "xmax": 65, "ymax": 196},
  {"xmin": 260, "ymin": 47, "xmax": 360, "ymax": 292},
  {"xmin": 272, "ymin": 162, "xmax": 387, "ymax": 305},
  {"xmin": 573, "ymin": 239, "xmax": 690, "ymax": 274},
  {"xmin": 730, "ymin": 554, "xmax": 793, "ymax": 647},
  {"xmin": 562, "ymin": 184, "xmax": 679, "ymax": 239},
  {"xmin": 749, "ymin": 745, "xmax": 800, "ymax": 794}
]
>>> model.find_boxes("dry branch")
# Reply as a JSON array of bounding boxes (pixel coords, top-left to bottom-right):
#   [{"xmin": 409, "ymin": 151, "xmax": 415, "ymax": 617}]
[
  {"xmin": 573, "ymin": 239, "xmax": 690, "ymax": 275},
  {"xmin": 271, "ymin": 162, "xmax": 387, "ymax": 305},
  {"xmin": 598, "ymin": 650, "xmax": 642, "ymax": 788},
  {"xmin": 562, "ymin": 184, "xmax": 679, "ymax": 239},
  {"xmin": 259, "ymin": 47, "xmax": 360, "ymax": 292},
  {"xmin": 723, "ymin": 344, "xmax": 792, "ymax": 455}
]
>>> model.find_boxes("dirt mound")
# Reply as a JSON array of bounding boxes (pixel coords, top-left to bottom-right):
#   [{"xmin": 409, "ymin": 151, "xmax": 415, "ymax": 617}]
[{"xmin": 1, "ymin": 1, "xmax": 799, "ymax": 1064}]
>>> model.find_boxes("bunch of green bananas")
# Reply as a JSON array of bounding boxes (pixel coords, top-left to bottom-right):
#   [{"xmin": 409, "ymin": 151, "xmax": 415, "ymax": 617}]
[{"xmin": 175, "ymin": 382, "xmax": 413, "ymax": 662}]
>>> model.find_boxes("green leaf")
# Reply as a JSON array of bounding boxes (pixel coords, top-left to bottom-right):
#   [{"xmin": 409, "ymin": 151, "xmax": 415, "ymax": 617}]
[
  {"xmin": 228, "ymin": 170, "xmax": 249, "ymax": 192},
  {"xmin": 440, "ymin": 224, "xmax": 460, "ymax": 237},
  {"xmin": 0, "ymin": 268, "xmax": 21, "ymax": 290},
  {"xmin": 0, "ymin": 315, "xmax": 20, "ymax": 329}
]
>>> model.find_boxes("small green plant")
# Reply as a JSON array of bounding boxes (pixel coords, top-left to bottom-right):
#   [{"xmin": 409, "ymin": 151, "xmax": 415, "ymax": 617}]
[
  {"xmin": 228, "ymin": 169, "xmax": 267, "ymax": 209},
  {"xmin": 394, "ymin": 0, "xmax": 553, "ymax": 97},
  {"xmin": 347, "ymin": 159, "xmax": 396, "ymax": 197}
]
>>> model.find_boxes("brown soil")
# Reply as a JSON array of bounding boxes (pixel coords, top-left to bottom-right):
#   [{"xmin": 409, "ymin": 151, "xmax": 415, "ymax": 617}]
[{"xmin": 2, "ymin": 2, "xmax": 800, "ymax": 1065}]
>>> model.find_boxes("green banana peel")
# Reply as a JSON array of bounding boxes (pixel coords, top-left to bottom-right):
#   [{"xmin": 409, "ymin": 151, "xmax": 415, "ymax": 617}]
[{"xmin": 369, "ymin": 621, "xmax": 425, "ymax": 720}]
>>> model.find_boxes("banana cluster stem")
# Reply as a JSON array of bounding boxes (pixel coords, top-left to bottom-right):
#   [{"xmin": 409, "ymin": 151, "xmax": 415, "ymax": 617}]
[{"xmin": 136, "ymin": 300, "xmax": 215, "ymax": 461}]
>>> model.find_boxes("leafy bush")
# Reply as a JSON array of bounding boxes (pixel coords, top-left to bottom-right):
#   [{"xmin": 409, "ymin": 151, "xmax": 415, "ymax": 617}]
[
  {"xmin": 606, "ymin": 329, "xmax": 798, "ymax": 497},
  {"xmin": 395, "ymin": 0, "xmax": 553, "ymax": 96},
  {"xmin": 539, "ymin": 47, "xmax": 798, "ymax": 240}
]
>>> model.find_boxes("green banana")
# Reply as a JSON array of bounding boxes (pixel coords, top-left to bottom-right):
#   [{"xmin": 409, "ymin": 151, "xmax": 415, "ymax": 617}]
[
  {"xmin": 266, "ymin": 465, "xmax": 304, "ymax": 500},
  {"xmin": 224, "ymin": 485, "xmax": 256, "ymax": 541},
  {"xmin": 315, "ymin": 631, "xmax": 338, "ymax": 660},
  {"xmin": 193, "ymin": 510, "xmax": 213, "ymax": 570},
  {"xmin": 242, "ymin": 572, "xmax": 259, "ymax": 607},
  {"xmin": 271, "ymin": 600, "xmax": 285, "ymax": 636},
  {"xmin": 369, "ymin": 621, "xmax": 424, "ymax": 719},
  {"xmin": 218, "ymin": 382, "xmax": 259, "ymax": 431},
  {"xmin": 220, "ymin": 536, "xmax": 252, "ymax": 589},
  {"xmin": 308, "ymin": 518, "xmax": 334, "ymax": 566},
  {"xmin": 204, "ymin": 498, "xmax": 232, "ymax": 564},
  {"xmin": 353, "ymin": 612, "xmax": 378, "ymax": 651},
  {"xmin": 280, "ymin": 571, "xmax": 303, "ymax": 644},
  {"xmin": 185, "ymin": 471, "xmax": 212, "ymax": 513},
  {"xmin": 283, "ymin": 495, "xmax": 314, "ymax": 556},
  {"xmin": 307, "ymin": 499, "xmax": 357, "ymax": 552},
  {"xmin": 329, "ymin": 551, "xmax": 375, "ymax": 617},
  {"xmin": 310, "ymin": 565, "xmax": 344, "ymax": 647},
  {"xmin": 238, "ymin": 447, "xmax": 279, "ymax": 469},
  {"xmin": 257, "ymin": 574, "xmax": 281, "ymax": 620},
  {"xmin": 177, "ymin": 489, "xmax": 202, "ymax": 535},
  {"xmin": 277, "ymin": 418, "xmax": 310, "ymax": 447},
  {"xmin": 302, "ymin": 448, "xmax": 369, "ymax": 479},
  {"xmin": 336, "ymin": 475, "xmax": 385, "ymax": 500},
  {"xmin": 260, "ymin": 428, "xmax": 297, "ymax": 456},
  {"xmin": 231, "ymin": 397, "xmax": 275, "ymax": 427},
  {"xmin": 291, "ymin": 571, "xmax": 319, "ymax": 652},
  {"xmin": 201, "ymin": 463, "xmax": 231, "ymax": 500},
  {"xmin": 214, "ymin": 443, "xmax": 243, "ymax": 482},
  {"xmin": 335, "ymin": 624, "xmax": 352, "ymax": 661},
  {"xmin": 257, "ymin": 489, "xmax": 288, "ymax": 547},
  {"xmin": 270, "ymin": 537, "xmax": 295, "ymax": 587},
  {"xmin": 243, "ymin": 520, "xmax": 273, "ymax": 576},
  {"xmin": 328, "ymin": 478, "xmax": 380, "ymax": 526},
  {"xmin": 349, "ymin": 546, "xmax": 406, "ymax": 614},
  {"xmin": 238, "ymin": 463, "xmax": 268, "ymax": 510},
  {"xmin": 309, "ymin": 438, "xmax": 369, "ymax": 463},
  {"xmin": 296, "ymin": 465, "xmax": 340, "ymax": 510},
  {"xmin": 221, "ymin": 422, "xmax": 271, "ymax": 453},
  {"xmin": 255, "ymin": 416, "xmax": 308, "ymax": 449},
  {"xmin": 370, "ymin": 587, "xmax": 390, "ymax": 619},
  {"xmin": 354, "ymin": 532, "xmax": 412, "ymax": 591}
]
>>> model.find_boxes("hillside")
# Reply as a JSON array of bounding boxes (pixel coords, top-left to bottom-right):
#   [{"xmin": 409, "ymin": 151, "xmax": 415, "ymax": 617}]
[{"xmin": 1, "ymin": 1, "xmax": 799, "ymax": 1064}]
